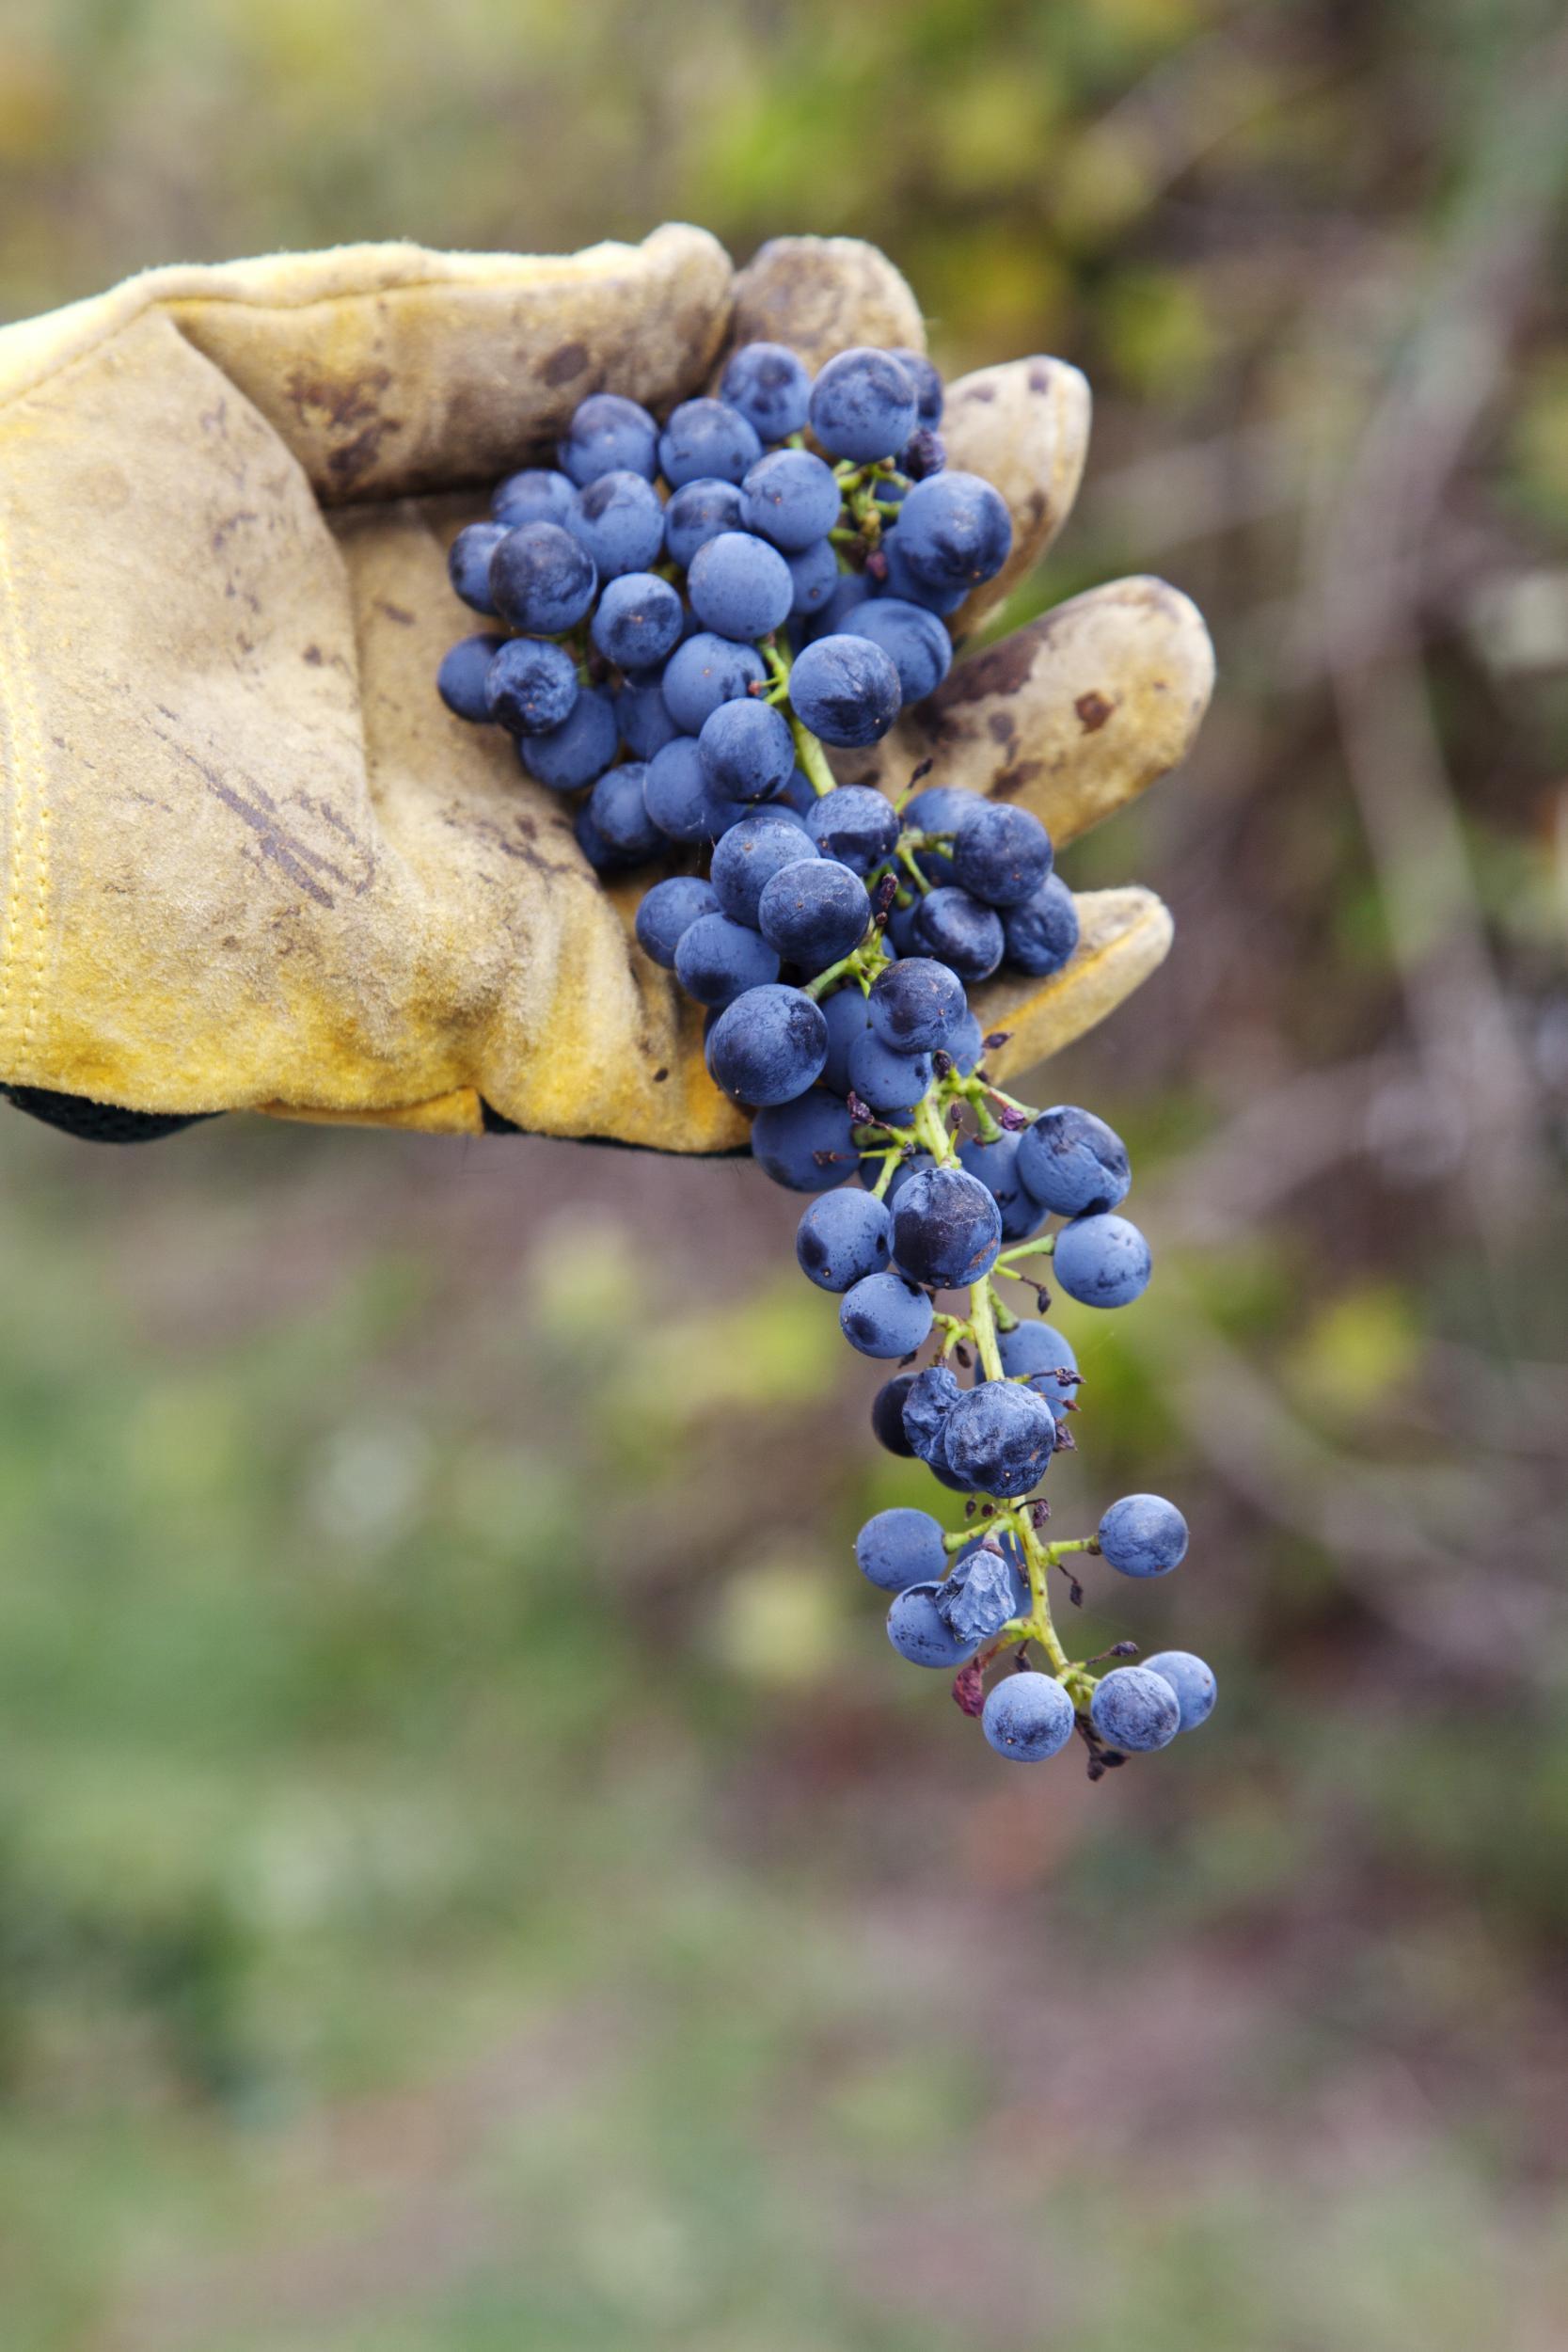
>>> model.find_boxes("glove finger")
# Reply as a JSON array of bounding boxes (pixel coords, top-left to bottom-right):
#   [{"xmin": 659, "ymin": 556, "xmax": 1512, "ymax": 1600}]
[
  {"xmin": 843, "ymin": 576, "xmax": 1215, "ymax": 848},
  {"xmin": 719, "ymin": 236, "xmax": 926, "ymax": 370},
  {"xmin": 971, "ymin": 885, "xmax": 1173, "ymax": 1087},
  {"xmin": 0, "ymin": 227, "xmax": 734, "ymax": 508},
  {"xmin": 939, "ymin": 358, "xmax": 1091, "ymax": 633}
]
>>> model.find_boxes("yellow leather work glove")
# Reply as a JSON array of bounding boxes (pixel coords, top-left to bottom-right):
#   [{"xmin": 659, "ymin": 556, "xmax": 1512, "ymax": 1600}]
[{"xmin": 0, "ymin": 228, "xmax": 1212, "ymax": 1148}]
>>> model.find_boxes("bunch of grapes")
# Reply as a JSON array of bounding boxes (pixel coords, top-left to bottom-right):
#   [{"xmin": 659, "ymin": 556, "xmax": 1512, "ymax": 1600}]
[{"xmin": 436, "ymin": 342, "xmax": 1214, "ymax": 1773}]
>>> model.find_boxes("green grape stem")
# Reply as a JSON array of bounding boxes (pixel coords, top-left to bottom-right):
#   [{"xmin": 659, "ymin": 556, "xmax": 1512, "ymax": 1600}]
[
  {"xmin": 866, "ymin": 828, "xmax": 953, "ymax": 907},
  {"xmin": 758, "ymin": 634, "xmax": 838, "ymax": 799},
  {"xmin": 990, "ymin": 1234, "xmax": 1056, "ymax": 1284},
  {"xmin": 1009, "ymin": 1518, "xmax": 1095, "ymax": 1694},
  {"xmin": 804, "ymin": 931, "xmax": 891, "ymax": 1002},
  {"xmin": 746, "ymin": 459, "xmax": 918, "ymax": 802},
  {"xmin": 809, "ymin": 978, "xmax": 1103, "ymax": 1702}
]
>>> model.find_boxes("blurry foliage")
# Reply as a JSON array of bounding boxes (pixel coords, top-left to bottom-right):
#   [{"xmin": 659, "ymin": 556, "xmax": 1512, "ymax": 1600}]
[
  {"xmin": 1, "ymin": 0, "xmax": 1567, "ymax": 2345},
  {"xmin": 0, "ymin": 1118, "xmax": 1561, "ymax": 2352}
]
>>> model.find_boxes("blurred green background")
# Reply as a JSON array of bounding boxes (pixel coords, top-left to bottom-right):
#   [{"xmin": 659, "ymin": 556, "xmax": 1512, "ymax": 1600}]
[{"xmin": 2, "ymin": 1, "xmax": 1567, "ymax": 2345}]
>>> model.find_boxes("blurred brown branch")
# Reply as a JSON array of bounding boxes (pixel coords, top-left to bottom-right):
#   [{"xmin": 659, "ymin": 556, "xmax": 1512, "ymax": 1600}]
[{"xmin": 1308, "ymin": 17, "xmax": 1568, "ymax": 1237}]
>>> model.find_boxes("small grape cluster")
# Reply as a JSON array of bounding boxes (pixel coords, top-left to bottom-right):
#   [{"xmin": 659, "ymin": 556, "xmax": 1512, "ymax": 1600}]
[
  {"xmin": 799, "ymin": 1075, "xmax": 1213, "ymax": 1775},
  {"xmin": 436, "ymin": 342, "xmax": 1213, "ymax": 1772}
]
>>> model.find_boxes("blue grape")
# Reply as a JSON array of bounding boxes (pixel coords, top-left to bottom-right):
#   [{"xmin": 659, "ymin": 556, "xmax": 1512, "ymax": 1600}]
[
  {"xmin": 798, "ymin": 1189, "xmax": 892, "ymax": 1292},
  {"xmin": 805, "ymin": 570, "xmax": 875, "ymax": 641},
  {"xmin": 820, "ymin": 981, "xmax": 873, "ymax": 1092},
  {"xmin": 751, "ymin": 1089, "xmax": 856, "ymax": 1192},
  {"xmin": 938, "ymin": 1543, "xmax": 1025, "ymax": 1644},
  {"xmin": 982, "ymin": 1673, "xmax": 1076, "ymax": 1762},
  {"xmin": 483, "ymin": 637, "xmax": 579, "ymax": 736},
  {"xmin": 855, "ymin": 1505, "xmax": 947, "ymax": 1595},
  {"xmin": 867, "ymin": 958, "xmax": 969, "ymax": 1056},
  {"xmin": 657, "ymin": 397, "xmax": 762, "ymax": 488},
  {"xmin": 1090, "ymin": 1667, "xmax": 1180, "ymax": 1754},
  {"xmin": 1098, "ymin": 1494, "xmax": 1188, "ymax": 1579},
  {"xmin": 590, "ymin": 572, "xmax": 684, "ymax": 670},
  {"xmin": 912, "ymin": 887, "xmax": 1005, "ymax": 980},
  {"xmin": 926, "ymin": 1453, "xmax": 975, "ymax": 1499},
  {"xmin": 757, "ymin": 859, "xmax": 872, "ymax": 969},
  {"xmin": 615, "ymin": 675, "xmax": 679, "ymax": 760},
  {"xmin": 660, "ymin": 633, "xmax": 767, "ymax": 734},
  {"xmin": 448, "ymin": 520, "xmax": 507, "ymax": 615},
  {"xmin": 956, "ymin": 1131, "xmax": 1045, "ymax": 1242},
  {"xmin": 586, "ymin": 761, "xmax": 660, "ymax": 861},
  {"xmin": 942, "ymin": 1380, "xmax": 1055, "ymax": 1497},
  {"xmin": 1004, "ymin": 875, "xmax": 1080, "ymax": 977},
  {"xmin": 903, "ymin": 785, "xmax": 974, "ymax": 883},
  {"xmin": 492, "ymin": 468, "xmax": 576, "ymax": 528},
  {"xmin": 707, "ymin": 984, "xmax": 828, "ymax": 1106},
  {"xmin": 996, "ymin": 1320, "xmax": 1078, "ymax": 1419},
  {"xmin": 788, "ymin": 635, "xmax": 902, "ymax": 748},
  {"xmin": 643, "ymin": 736, "xmax": 745, "ymax": 842},
  {"xmin": 664, "ymin": 477, "xmax": 746, "ymax": 569},
  {"xmin": 839, "ymin": 1272, "xmax": 934, "ymax": 1359},
  {"xmin": 900, "ymin": 1363, "xmax": 960, "ymax": 1464},
  {"xmin": 842, "ymin": 597, "xmax": 952, "ymax": 704},
  {"xmin": 710, "ymin": 813, "xmax": 818, "ymax": 926},
  {"xmin": 490, "ymin": 521, "xmax": 597, "ymax": 634},
  {"xmin": 721, "ymin": 340, "xmax": 813, "ymax": 441},
  {"xmin": 1053, "ymin": 1213, "xmax": 1151, "ymax": 1309},
  {"xmin": 516, "ymin": 686, "xmax": 617, "ymax": 790},
  {"xmin": 879, "ymin": 533, "xmax": 966, "ymax": 615},
  {"xmin": 886, "ymin": 1583, "xmax": 978, "ymax": 1669},
  {"xmin": 803, "ymin": 786, "xmax": 901, "ymax": 874},
  {"xmin": 808, "ymin": 347, "xmax": 918, "ymax": 463},
  {"xmin": 847, "ymin": 1030, "xmax": 932, "ymax": 1118},
  {"xmin": 888, "ymin": 347, "xmax": 943, "ymax": 425},
  {"xmin": 565, "ymin": 470, "xmax": 664, "ymax": 580},
  {"xmin": 741, "ymin": 449, "xmax": 843, "ymax": 550},
  {"xmin": 699, "ymin": 698, "xmax": 796, "ymax": 804},
  {"xmin": 897, "ymin": 425, "xmax": 946, "ymax": 481},
  {"xmin": 573, "ymin": 804, "xmax": 627, "ymax": 874},
  {"xmin": 871, "ymin": 1373, "xmax": 919, "ymax": 1456},
  {"xmin": 951, "ymin": 801, "xmax": 1053, "ymax": 907},
  {"xmin": 674, "ymin": 913, "xmax": 781, "ymax": 1008},
  {"xmin": 883, "ymin": 898, "xmax": 924, "ymax": 958},
  {"xmin": 557, "ymin": 392, "xmax": 658, "ymax": 485},
  {"xmin": 687, "ymin": 531, "xmax": 795, "ymax": 642},
  {"xmin": 436, "ymin": 632, "xmax": 506, "ymax": 723},
  {"xmin": 891, "ymin": 1166, "xmax": 1003, "ymax": 1288},
  {"xmin": 1143, "ymin": 1651, "xmax": 1217, "ymax": 1733},
  {"xmin": 893, "ymin": 470, "xmax": 1012, "ymax": 594},
  {"xmin": 947, "ymin": 1008, "xmax": 986, "ymax": 1075},
  {"xmin": 764, "ymin": 790, "xmax": 817, "ymax": 828},
  {"xmin": 634, "ymin": 875, "xmax": 719, "ymax": 969},
  {"xmin": 1016, "ymin": 1105, "xmax": 1131, "ymax": 1217},
  {"xmin": 785, "ymin": 539, "xmax": 841, "ymax": 617},
  {"xmin": 770, "ymin": 768, "xmax": 818, "ymax": 817}
]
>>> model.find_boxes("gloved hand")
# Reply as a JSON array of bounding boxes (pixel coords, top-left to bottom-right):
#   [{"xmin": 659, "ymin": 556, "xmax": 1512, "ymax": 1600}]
[{"xmin": 0, "ymin": 228, "xmax": 1212, "ymax": 1148}]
